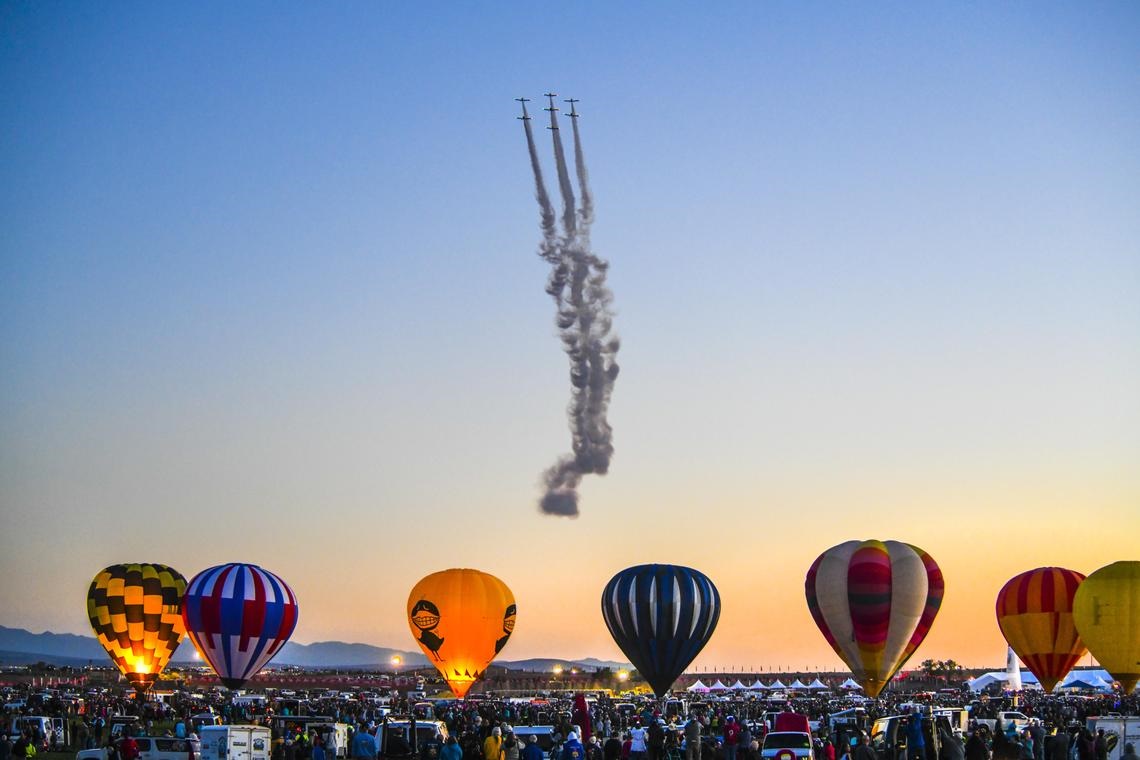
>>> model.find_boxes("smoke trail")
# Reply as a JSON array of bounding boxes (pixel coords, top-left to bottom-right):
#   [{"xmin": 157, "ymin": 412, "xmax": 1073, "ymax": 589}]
[
  {"xmin": 522, "ymin": 105, "xmax": 569, "ymax": 305},
  {"xmin": 547, "ymin": 98, "xmax": 577, "ymax": 240},
  {"xmin": 570, "ymin": 111, "xmax": 594, "ymax": 235},
  {"xmin": 519, "ymin": 95, "xmax": 620, "ymax": 518}
]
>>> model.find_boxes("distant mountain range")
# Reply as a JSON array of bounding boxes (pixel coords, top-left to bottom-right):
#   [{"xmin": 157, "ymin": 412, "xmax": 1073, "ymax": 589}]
[{"xmin": 0, "ymin": 625, "xmax": 627, "ymax": 672}]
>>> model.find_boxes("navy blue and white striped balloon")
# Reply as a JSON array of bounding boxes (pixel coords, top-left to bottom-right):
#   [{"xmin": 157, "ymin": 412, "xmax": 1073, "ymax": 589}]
[{"xmin": 601, "ymin": 564, "xmax": 720, "ymax": 696}]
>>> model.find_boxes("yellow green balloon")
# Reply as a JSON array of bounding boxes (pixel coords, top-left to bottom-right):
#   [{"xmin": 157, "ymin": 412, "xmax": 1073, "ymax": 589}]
[{"xmin": 1072, "ymin": 561, "xmax": 1140, "ymax": 693}]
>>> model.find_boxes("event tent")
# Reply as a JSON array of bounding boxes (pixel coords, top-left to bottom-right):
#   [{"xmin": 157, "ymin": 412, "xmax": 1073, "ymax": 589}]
[
  {"xmin": 966, "ymin": 668, "xmax": 1124, "ymax": 693},
  {"xmin": 709, "ymin": 679, "xmax": 729, "ymax": 690},
  {"xmin": 769, "ymin": 679, "xmax": 787, "ymax": 689},
  {"xmin": 730, "ymin": 680, "xmax": 748, "ymax": 690},
  {"xmin": 839, "ymin": 678, "xmax": 863, "ymax": 690},
  {"xmin": 789, "ymin": 679, "xmax": 808, "ymax": 689},
  {"xmin": 807, "ymin": 678, "xmax": 829, "ymax": 690},
  {"xmin": 687, "ymin": 680, "xmax": 710, "ymax": 693},
  {"xmin": 748, "ymin": 680, "xmax": 768, "ymax": 690}
]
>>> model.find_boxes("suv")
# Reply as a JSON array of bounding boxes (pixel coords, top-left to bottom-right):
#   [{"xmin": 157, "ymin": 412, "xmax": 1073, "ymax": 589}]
[
  {"xmin": 77, "ymin": 736, "xmax": 200, "ymax": 760},
  {"xmin": 761, "ymin": 732, "xmax": 814, "ymax": 760}
]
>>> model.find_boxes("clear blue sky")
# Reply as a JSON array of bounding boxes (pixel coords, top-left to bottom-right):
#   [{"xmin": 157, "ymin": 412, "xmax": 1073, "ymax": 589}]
[{"xmin": 1, "ymin": 2, "xmax": 1138, "ymax": 669}]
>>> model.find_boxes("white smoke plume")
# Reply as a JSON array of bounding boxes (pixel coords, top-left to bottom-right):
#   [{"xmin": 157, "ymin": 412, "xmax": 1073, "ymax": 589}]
[{"xmin": 520, "ymin": 95, "xmax": 620, "ymax": 518}]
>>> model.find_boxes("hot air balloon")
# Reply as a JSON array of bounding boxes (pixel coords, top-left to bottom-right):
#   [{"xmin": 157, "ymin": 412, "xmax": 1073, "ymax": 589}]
[
  {"xmin": 407, "ymin": 568, "xmax": 516, "ymax": 699},
  {"xmin": 1073, "ymin": 561, "xmax": 1140, "ymax": 693},
  {"xmin": 995, "ymin": 566, "xmax": 1087, "ymax": 692},
  {"xmin": 182, "ymin": 563, "xmax": 298, "ymax": 689},
  {"xmin": 600, "ymin": 564, "xmax": 720, "ymax": 697},
  {"xmin": 805, "ymin": 540, "xmax": 943, "ymax": 697},
  {"xmin": 87, "ymin": 563, "xmax": 188, "ymax": 697}
]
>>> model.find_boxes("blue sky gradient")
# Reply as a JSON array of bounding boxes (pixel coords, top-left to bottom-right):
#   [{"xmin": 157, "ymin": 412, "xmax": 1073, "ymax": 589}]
[{"xmin": 2, "ymin": 2, "xmax": 1137, "ymax": 669}]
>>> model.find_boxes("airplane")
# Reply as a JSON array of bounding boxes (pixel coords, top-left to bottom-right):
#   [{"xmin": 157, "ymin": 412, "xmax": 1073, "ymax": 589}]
[{"xmin": 564, "ymin": 98, "xmax": 579, "ymax": 118}]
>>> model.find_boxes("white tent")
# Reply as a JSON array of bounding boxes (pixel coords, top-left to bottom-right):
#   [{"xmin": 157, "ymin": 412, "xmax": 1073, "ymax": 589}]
[
  {"xmin": 789, "ymin": 679, "xmax": 808, "ymax": 689},
  {"xmin": 769, "ymin": 679, "xmax": 787, "ymax": 689},
  {"xmin": 807, "ymin": 678, "xmax": 829, "ymax": 690},
  {"xmin": 730, "ymin": 679, "xmax": 748, "ymax": 690},
  {"xmin": 748, "ymin": 680, "xmax": 768, "ymax": 690},
  {"xmin": 839, "ymin": 678, "xmax": 863, "ymax": 690},
  {"xmin": 966, "ymin": 668, "xmax": 1120, "ymax": 694},
  {"xmin": 709, "ymin": 679, "xmax": 729, "ymax": 690},
  {"xmin": 687, "ymin": 679, "xmax": 710, "ymax": 693}
]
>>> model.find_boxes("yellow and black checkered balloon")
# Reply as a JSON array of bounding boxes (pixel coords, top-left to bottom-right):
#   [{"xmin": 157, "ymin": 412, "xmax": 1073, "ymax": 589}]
[{"xmin": 87, "ymin": 563, "xmax": 187, "ymax": 696}]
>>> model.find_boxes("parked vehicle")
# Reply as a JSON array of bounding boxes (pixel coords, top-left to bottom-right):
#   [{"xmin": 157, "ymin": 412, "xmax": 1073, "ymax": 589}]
[
  {"xmin": 761, "ymin": 732, "xmax": 814, "ymax": 760},
  {"xmin": 270, "ymin": 717, "xmax": 349, "ymax": 758},
  {"xmin": 77, "ymin": 736, "xmax": 200, "ymax": 760},
  {"xmin": 1086, "ymin": 717, "xmax": 1140, "ymax": 760},
  {"xmin": 377, "ymin": 720, "xmax": 450, "ymax": 757},
  {"xmin": 10, "ymin": 716, "xmax": 68, "ymax": 749},
  {"xmin": 198, "ymin": 725, "xmax": 272, "ymax": 760},
  {"xmin": 870, "ymin": 714, "xmax": 952, "ymax": 760}
]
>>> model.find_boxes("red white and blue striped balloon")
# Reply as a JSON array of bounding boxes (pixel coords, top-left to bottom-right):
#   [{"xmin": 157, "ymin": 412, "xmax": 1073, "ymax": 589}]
[{"xmin": 182, "ymin": 563, "xmax": 298, "ymax": 689}]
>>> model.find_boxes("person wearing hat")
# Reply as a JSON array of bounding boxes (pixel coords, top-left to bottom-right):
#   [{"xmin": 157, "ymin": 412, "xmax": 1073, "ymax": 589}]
[
  {"xmin": 502, "ymin": 728, "xmax": 519, "ymax": 760},
  {"xmin": 562, "ymin": 733, "xmax": 585, "ymax": 760},
  {"xmin": 521, "ymin": 736, "xmax": 543, "ymax": 760},
  {"xmin": 484, "ymin": 727, "xmax": 504, "ymax": 760}
]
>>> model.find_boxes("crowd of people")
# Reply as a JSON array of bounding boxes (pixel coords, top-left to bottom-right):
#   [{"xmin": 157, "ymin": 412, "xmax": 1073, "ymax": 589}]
[{"xmin": 1, "ymin": 683, "xmax": 1137, "ymax": 760}]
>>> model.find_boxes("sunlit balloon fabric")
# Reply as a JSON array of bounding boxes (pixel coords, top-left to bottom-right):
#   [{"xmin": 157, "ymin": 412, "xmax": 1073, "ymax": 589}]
[
  {"xmin": 1073, "ymin": 561, "xmax": 1140, "ymax": 694},
  {"xmin": 182, "ymin": 563, "xmax": 298, "ymax": 689},
  {"xmin": 87, "ymin": 563, "xmax": 188, "ymax": 696},
  {"xmin": 805, "ymin": 540, "xmax": 944, "ymax": 697},
  {"xmin": 600, "ymin": 564, "xmax": 720, "ymax": 698},
  {"xmin": 995, "ymin": 566, "xmax": 1087, "ymax": 692},
  {"xmin": 407, "ymin": 568, "xmax": 516, "ymax": 699}
]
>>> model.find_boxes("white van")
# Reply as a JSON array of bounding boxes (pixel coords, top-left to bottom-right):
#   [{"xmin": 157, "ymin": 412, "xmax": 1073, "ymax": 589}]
[{"xmin": 198, "ymin": 726, "xmax": 272, "ymax": 760}]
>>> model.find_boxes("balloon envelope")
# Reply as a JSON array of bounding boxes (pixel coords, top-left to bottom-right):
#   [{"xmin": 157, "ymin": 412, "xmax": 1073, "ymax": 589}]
[
  {"xmin": 805, "ymin": 539, "xmax": 944, "ymax": 697},
  {"xmin": 87, "ymin": 563, "xmax": 187, "ymax": 697},
  {"xmin": 995, "ymin": 566, "xmax": 1087, "ymax": 692},
  {"xmin": 1073, "ymin": 561, "xmax": 1140, "ymax": 693},
  {"xmin": 600, "ymin": 564, "xmax": 720, "ymax": 697},
  {"xmin": 407, "ymin": 568, "xmax": 516, "ymax": 699},
  {"xmin": 182, "ymin": 563, "xmax": 298, "ymax": 689}
]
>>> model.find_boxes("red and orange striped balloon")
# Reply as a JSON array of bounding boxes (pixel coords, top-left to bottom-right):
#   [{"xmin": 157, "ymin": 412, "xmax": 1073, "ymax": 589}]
[
  {"xmin": 996, "ymin": 566, "xmax": 1086, "ymax": 693},
  {"xmin": 805, "ymin": 540, "xmax": 944, "ymax": 697}
]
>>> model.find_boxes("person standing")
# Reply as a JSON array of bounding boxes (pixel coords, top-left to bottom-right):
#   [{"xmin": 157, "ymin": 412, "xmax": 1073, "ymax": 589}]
[
  {"xmin": 1094, "ymin": 732, "xmax": 1107, "ymax": 760},
  {"xmin": 629, "ymin": 726, "xmax": 647, "ymax": 760},
  {"xmin": 442, "ymin": 737, "xmax": 464, "ymax": 760},
  {"xmin": 906, "ymin": 715, "xmax": 926, "ymax": 760},
  {"xmin": 484, "ymin": 728, "xmax": 504, "ymax": 760},
  {"xmin": 724, "ymin": 718, "xmax": 741, "ymax": 760},
  {"xmin": 351, "ymin": 725, "xmax": 376, "ymax": 760},
  {"xmin": 1029, "ymin": 724, "xmax": 1045, "ymax": 760},
  {"xmin": 120, "ymin": 734, "xmax": 140, "ymax": 760},
  {"xmin": 684, "ymin": 720, "xmax": 701, "ymax": 760},
  {"xmin": 562, "ymin": 733, "xmax": 586, "ymax": 760},
  {"xmin": 854, "ymin": 735, "xmax": 877, "ymax": 760}
]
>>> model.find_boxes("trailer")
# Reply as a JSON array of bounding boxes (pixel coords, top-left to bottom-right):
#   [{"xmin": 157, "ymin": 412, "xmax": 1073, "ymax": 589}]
[{"xmin": 1086, "ymin": 717, "xmax": 1140, "ymax": 760}]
